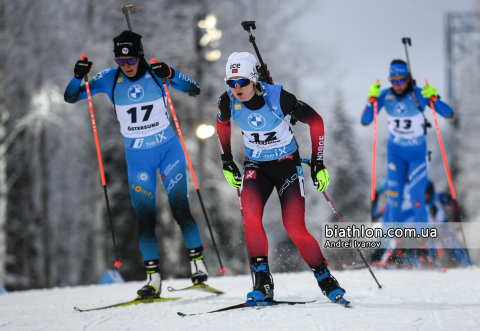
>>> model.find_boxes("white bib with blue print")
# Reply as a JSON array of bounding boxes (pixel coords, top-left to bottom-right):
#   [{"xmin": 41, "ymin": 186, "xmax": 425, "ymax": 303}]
[
  {"xmin": 228, "ymin": 83, "xmax": 296, "ymax": 161},
  {"xmin": 113, "ymin": 74, "xmax": 169, "ymax": 138}
]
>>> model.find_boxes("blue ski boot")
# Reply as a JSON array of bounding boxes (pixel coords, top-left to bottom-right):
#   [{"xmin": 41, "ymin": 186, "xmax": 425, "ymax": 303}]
[
  {"xmin": 247, "ymin": 257, "xmax": 274, "ymax": 301},
  {"xmin": 312, "ymin": 260, "xmax": 347, "ymax": 304}
]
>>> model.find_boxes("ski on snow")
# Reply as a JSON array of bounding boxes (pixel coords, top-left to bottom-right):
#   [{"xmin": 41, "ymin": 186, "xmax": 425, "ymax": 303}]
[
  {"xmin": 178, "ymin": 300, "xmax": 319, "ymax": 317},
  {"xmin": 74, "ymin": 297, "xmax": 180, "ymax": 312},
  {"xmin": 74, "ymin": 283, "xmax": 223, "ymax": 312},
  {"xmin": 342, "ymin": 261, "xmax": 388, "ymax": 270},
  {"xmin": 167, "ymin": 283, "xmax": 224, "ymax": 294}
]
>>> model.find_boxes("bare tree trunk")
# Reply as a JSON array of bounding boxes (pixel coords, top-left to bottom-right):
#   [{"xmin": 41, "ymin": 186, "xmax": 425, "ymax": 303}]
[
  {"xmin": 0, "ymin": 120, "xmax": 6, "ymax": 287},
  {"xmin": 92, "ymin": 198, "xmax": 106, "ymax": 280},
  {"xmin": 0, "ymin": 0, "xmax": 7, "ymax": 287},
  {"xmin": 40, "ymin": 125, "xmax": 51, "ymax": 288}
]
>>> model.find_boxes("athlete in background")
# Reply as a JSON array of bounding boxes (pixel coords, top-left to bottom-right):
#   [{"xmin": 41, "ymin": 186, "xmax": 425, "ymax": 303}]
[
  {"xmin": 216, "ymin": 52, "xmax": 347, "ymax": 304},
  {"xmin": 64, "ymin": 30, "xmax": 208, "ymax": 298},
  {"xmin": 371, "ymin": 177, "xmax": 469, "ymax": 267},
  {"xmin": 362, "ymin": 60, "xmax": 453, "ymax": 224}
]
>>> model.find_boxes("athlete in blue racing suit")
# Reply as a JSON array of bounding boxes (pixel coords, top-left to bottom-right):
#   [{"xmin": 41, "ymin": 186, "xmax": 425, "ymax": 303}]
[
  {"xmin": 362, "ymin": 60, "xmax": 453, "ymax": 224},
  {"xmin": 64, "ymin": 31, "xmax": 208, "ymax": 298},
  {"xmin": 372, "ymin": 177, "xmax": 470, "ymax": 267}
]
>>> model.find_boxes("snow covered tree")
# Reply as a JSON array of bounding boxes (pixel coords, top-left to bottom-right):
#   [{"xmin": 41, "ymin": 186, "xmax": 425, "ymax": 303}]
[{"xmin": 322, "ymin": 91, "xmax": 370, "ymax": 268}]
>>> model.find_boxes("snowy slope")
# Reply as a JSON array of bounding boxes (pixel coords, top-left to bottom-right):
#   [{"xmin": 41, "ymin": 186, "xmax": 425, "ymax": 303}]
[{"xmin": 1, "ymin": 268, "xmax": 479, "ymax": 331}]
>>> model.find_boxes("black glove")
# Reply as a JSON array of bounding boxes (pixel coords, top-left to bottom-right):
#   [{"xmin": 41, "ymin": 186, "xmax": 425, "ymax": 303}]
[
  {"xmin": 151, "ymin": 62, "xmax": 174, "ymax": 79},
  {"xmin": 256, "ymin": 63, "xmax": 273, "ymax": 84},
  {"xmin": 310, "ymin": 161, "xmax": 325, "ymax": 183},
  {"xmin": 74, "ymin": 57, "xmax": 92, "ymax": 79}
]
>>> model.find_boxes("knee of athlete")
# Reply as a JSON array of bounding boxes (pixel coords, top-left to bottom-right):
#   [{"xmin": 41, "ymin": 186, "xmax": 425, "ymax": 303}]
[
  {"xmin": 138, "ymin": 227, "xmax": 156, "ymax": 239},
  {"xmin": 172, "ymin": 208, "xmax": 194, "ymax": 224},
  {"xmin": 284, "ymin": 223, "xmax": 308, "ymax": 240},
  {"xmin": 137, "ymin": 211, "xmax": 157, "ymax": 232}
]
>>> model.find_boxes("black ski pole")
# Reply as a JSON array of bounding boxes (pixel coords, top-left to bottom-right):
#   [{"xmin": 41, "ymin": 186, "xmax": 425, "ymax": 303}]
[
  {"xmin": 401, "ymin": 37, "xmax": 418, "ymax": 86},
  {"xmin": 236, "ymin": 188, "xmax": 255, "ymax": 286},
  {"xmin": 122, "ymin": 5, "xmax": 135, "ymax": 31},
  {"xmin": 241, "ymin": 21, "xmax": 273, "ymax": 85},
  {"xmin": 322, "ymin": 191, "xmax": 382, "ymax": 289},
  {"xmin": 403, "ymin": 39, "xmax": 468, "ymax": 263},
  {"xmin": 453, "ymin": 201, "xmax": 472, "ymax": 264},
  {"xmin": 300, "ymin": 158, "xmax": 382, "ymax": 289}
]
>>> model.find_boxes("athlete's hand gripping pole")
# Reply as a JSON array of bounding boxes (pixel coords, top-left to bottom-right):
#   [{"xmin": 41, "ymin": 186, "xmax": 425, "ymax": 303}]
[
  {"xmin": 424, "ymin": 78, "xmax": 457, "ymax": 200},
  {"xmin": 81, "ymin": 54, "xmax": 121, "ymax": 269},
  {"xmin": 369, "ymin": 79, "xmax": 380, "ymax": 219},
  {"xmin": 150, "ymin": 59, "xmax": 226, "ymax": 275},
  {"xmin": 301, "ymin": 158, "xmax": 382, "ymax": 289}
]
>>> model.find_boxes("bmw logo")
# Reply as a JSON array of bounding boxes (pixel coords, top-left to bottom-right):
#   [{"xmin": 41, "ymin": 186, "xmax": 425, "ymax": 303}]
[
  {"xmin": 128, "ymin": 84, "xmax": 144, "ymax": 101},
  {"xmin": 122, "ymin": 47, "xmax": 129, "ymax": 54},
  {"xmin": 137, "ymin": 172, "xmax": 149, "ymax": 182},
  {"xmin": 394, "ymin": 103, "xmax": 406, "ymax": 115},
  {"xmin": 247, "ymin": 113, "xmax": 266, "ymax": 129}
]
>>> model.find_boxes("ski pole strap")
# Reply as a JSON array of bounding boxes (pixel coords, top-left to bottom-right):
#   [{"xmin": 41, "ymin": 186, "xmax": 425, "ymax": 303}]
[
  {"xmin": 111, "ymin": 67, "xmax": 122, "ymax": 114},
  {"xmin": 146, "ymin": 66, "xmax": 168, "ymax": 109}
]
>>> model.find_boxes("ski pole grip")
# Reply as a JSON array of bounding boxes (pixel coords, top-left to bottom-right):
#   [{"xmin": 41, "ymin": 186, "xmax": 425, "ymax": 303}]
[
  {"xmin": 402, "ymin": 37, "xmax": 411, "ymax": 46},
  {"xmin": 149, "ymin": 58, "xmax": 166, "ymax": 84},
  {"xmin": 80, "ymin": 54, "xmax": 89, "ymax": 82},
  {"xmin": 241, "ymin": 21, "xmax": 256, "ymax": 31}
]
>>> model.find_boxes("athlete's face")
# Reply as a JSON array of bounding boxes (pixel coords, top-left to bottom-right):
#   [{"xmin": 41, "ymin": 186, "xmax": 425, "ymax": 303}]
[
  {"xmin": 117, "ymin": 56, "xmax": 139, "ymax": 77},
  {"xmin": 229, "ymin": 76, "xmax": 255, "ymax": 102},
  {"xmin": 391, "ymin": 76, "xmax": 409, "ymax": 94}
]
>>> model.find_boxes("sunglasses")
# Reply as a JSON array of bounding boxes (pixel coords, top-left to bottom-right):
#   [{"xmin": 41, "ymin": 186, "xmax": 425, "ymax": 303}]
[
  {"xmin": 391, "ymin": 79, "xmax": 407, "ymax": 86},
  {"xmin": 224, "ymin": 77, "xmax": 253, "ymax": 88},
  {"xmin": 115, "ymin": 58, "xmax": 139, "ymax": 66}
]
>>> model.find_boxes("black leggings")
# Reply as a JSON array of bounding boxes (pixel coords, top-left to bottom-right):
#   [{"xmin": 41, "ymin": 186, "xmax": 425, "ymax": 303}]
[{"xmin": 240, "ymin": 151, "xmax": 324, "ymax": 267}]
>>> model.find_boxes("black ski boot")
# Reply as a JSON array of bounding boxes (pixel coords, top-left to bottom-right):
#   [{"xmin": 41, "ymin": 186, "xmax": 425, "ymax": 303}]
[
  {"xmin": 137, "ymin": 260, "xmax": 162, "ymax": 299},
  {"xmin": 312, "ymin": 260, "xmax": 346, "ymax": 303},
  {"xmin": 188, "ymin": 246, "xmax": 209, "ymax": 284},
  {"xmin": 246, "ymin": 256, "xmax": 274, "ymax": 301}
]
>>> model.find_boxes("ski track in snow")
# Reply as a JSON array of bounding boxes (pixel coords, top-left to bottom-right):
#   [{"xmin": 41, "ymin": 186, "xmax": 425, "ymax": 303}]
[{"xmin": 1, "ymin": 268, "xmax": 480, "ymax": 331}]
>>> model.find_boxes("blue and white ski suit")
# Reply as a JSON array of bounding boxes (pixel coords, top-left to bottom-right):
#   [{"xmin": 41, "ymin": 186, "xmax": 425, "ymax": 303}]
[
  {"xmin": 362, "ymin": 86, "xmax": 453, "ymax": 223},
  {"xmin": 65, "ymin": 64, "xmax": 202, "ymax": 262}
]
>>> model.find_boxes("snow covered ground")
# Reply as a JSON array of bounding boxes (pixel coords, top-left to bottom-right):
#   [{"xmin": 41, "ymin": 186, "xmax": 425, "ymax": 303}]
[{"xmin": 1, "ymin": 267, "xmax": 480, "ymax": 331}]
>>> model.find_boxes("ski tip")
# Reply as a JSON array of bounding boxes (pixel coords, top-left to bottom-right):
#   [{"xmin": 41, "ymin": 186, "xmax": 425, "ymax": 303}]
[
  {"xmin": 166, "ymin": 286, "xmax": 174, "ymax": 292},
  {"xmin": 220, "ymin": 268, "xmax": 227, "ymax": 275},
  {"xmin": 73, "ymin": 307, "xmax": 83, "ymax": 312},
  {"xmin": 81, "ymin": 54, "xmax": 85, "ymax": 61},
  {"xmin": 177, "ymin": 312, "xmax": 188, "ymax": 318},
  {"xmin": 114, "ymin": 261, "xmax": 122, "ymax": 269}
]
